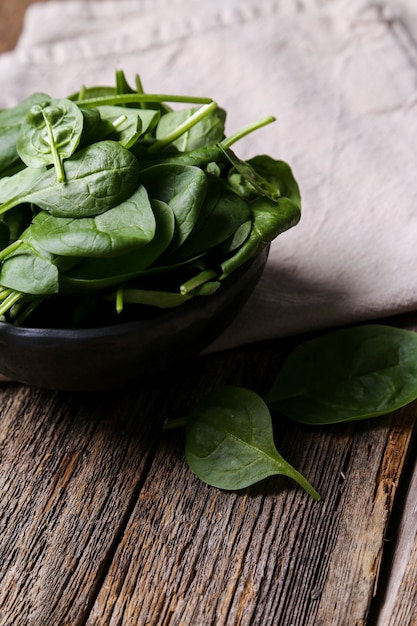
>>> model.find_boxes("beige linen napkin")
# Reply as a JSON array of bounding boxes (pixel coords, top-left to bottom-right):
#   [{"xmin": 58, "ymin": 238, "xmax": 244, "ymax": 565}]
[{"xmin": 0, "ymin": 0, "xmax": 417, "ymax": 351}]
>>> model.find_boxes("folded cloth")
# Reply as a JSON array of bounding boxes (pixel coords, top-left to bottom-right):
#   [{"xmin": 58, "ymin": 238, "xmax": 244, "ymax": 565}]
[{"xmin": 0, "ymin": 0, "xmax": 417, "ymax": 351}]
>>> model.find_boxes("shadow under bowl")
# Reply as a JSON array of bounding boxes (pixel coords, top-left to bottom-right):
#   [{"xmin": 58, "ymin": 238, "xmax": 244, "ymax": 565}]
[{"xmin": 0, "ymin": 247, "xmax": 269, "ymax": 391}]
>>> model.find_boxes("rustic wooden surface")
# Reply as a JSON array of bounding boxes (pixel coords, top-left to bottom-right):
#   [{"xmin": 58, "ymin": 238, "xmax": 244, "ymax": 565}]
[
  {"xmin": 0, "ymin": 342, "xmax": 415, "ymax": 626},
  {"xmin": 0, "ymin": 3, "xmax": 416, "ymax": 625}
]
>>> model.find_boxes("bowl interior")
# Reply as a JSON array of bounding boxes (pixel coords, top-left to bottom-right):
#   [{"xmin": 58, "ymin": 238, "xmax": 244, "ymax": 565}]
[{"xmin": 0, "ymin": 247, "xmax": 269, "ymax": 391}]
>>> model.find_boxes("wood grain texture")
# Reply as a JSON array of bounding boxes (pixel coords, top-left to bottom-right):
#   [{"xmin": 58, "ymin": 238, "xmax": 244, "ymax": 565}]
[{"xmin": 0, "ymin": 343, "xmax": 415, "ymax": 625}]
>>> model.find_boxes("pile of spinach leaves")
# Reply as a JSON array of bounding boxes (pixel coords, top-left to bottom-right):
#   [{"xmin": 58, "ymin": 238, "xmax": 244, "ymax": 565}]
[
  {"xmin": 2, "ymin": 71, "xmax": 417, "ymax": 499},
  {"xmin": 0, "ymin": 70, "xmax": 300, "ymax": 327}
]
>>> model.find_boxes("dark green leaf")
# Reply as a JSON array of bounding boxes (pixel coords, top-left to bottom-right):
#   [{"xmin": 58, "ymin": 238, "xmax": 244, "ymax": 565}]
[
  {"xmin": 0, "ymin": 92, "xmax": 50, "ymax": 177},
  {"xmin": 30, "ymin": 184, "xmax": 156, "ymax": 257},
  {"xmin": 139, "ymin": 163, "xmax": 207, "ymax": 251},
  {"xmin": 0, "ymin": 166, "xmax": 47, "ymax": 203},
  {"xmin": 264, "ymin": 325, "xmax": 417, "ymax": 424},
  {"xmin": 0, "ymin": 240, "xmax": 59, "ymax": 295},
  {"xmin": 168, "ymin": 175, "xmax": 251, "ymax": 262},
  {"xmin": 221, "ymin": 196, "xmax": 300, "ymax": 278},
  {"xmin": 0, "ymin": 140, "xmax": 141, "ymax": 218},
  {"xmin": 97, "ymin": 105, "xmax": 159, "ymax": 148},
  {"xmin": 185, "ymin": 386, "xmax": 320, "ymax": 498},
  {"xmin": 60, "ymin": 198, "xmax": 175, "ymax": 292}
]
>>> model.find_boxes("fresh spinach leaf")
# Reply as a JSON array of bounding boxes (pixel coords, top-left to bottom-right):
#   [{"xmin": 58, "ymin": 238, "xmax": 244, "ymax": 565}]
[
  {"xmin": 30, "ymin": 184, "xmax": 156, "ymax": 258},
  {"xmin": 60, "ymin": 198, "xmax": 175, "ymax": 292},
  {"xmin": 16, "ymin": 98, "xmax": 84, "ymax": 182},
  {"xmin": 0, "ymin": 140, "xmax": 141, "ymax": 218},
  {"xmin": 0, "ymin": 239, "xmax": 59, "ymax": 295},
  {"xmin": 168, "ymin": 175, "xmax": 251, "ymax": 262},
  {"xmin": 139, "ymin": 163, "xmax": 207, "ymax": 251},
  {"xmin": 97, "ymin": 105, "xmax": 159, "ymax": 148},
  {"xmin": 0, "ymin": 166, "xmax": 47, "ymax": 203},
  {"xmin": 155, "ymin": 106, "xmax": 226, "ymax": 152},
  {"xmin": 220, "ymin": 196, "xmax": 300, "ymax": 278},
  {"xmin": 184, "ymin": 386, "xmax": 320, "ymax": 498},
  {"xmin": 77, "ymin": 107, "xmax": 115, "ymax": 148},
  {"xmin": 0, "ymin": 92, "xmax": 50, "ymax": 178},
  {"xmin": 264, "ymin": 325, "xmax": 417, "ymax": 425}
]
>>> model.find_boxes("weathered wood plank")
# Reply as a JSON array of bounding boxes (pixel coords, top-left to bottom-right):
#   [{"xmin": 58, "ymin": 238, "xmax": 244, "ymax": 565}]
[
  {"xmin": 0, "ymin": 342, "xmax": 413, "ymax": 626},
  {"xmin": 373, "ymin": 429, "xmax": 417, "ymax": 626},
  {"xmin": 0, "ymin": 380, "xmax": 170, "ymax": 625},
  {"xmin": 83, "ymin": 349, "xmax": 416, "ymax": 626}
]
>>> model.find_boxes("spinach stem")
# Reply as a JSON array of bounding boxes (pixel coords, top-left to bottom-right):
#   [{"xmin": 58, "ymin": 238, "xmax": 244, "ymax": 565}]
[
  {"xmin": 221, "ymin": 116, "xmax": 276, "ymax": 149},
  {"xmin": 76, "ymin": 93, "xmax": 214, "ymax": 108},
  {"xmin": 148, "ymin": 102, "xmax": 218, "ymax": 152},
  {"xmin": 0, "ymin": 198, "xmax": 18, "ymax": 216},
  {"xmin": 116, "ymin": 286, "xmax": 124, "ymax": 314},
  {"xmin": 42, "ymin": 111, "xmax": 66, "ymax": 183},
  {"xmin": 112, "ymin": 115, "xmax": 127, "ymax": 130},
  {"xmin": 0, "ymin": 240, "xmax": 23, "ymax": 261},
  {"xmin": 180, "ymin": 269, "xmax": 217, "ymax": 295},
  {"xmin": 134, "ymin": 74, "xmax": 147, "ymax": 110},
  {"xmin": 0, "ymin": 290, "xmax": 23, "ymax": 316},
  {"xmin": 0, "ymin": 287, "xmax": 13, "ymax": 301},
  {"xmin": 13, "ymin": 298, "xmax": 42, "ymax": 326}
]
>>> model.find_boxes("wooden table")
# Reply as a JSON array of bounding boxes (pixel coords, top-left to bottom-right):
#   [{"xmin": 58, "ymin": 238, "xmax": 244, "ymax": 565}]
[{"xmin": 0, "ymin": 2, "xmax": 416, "ymax": 624}]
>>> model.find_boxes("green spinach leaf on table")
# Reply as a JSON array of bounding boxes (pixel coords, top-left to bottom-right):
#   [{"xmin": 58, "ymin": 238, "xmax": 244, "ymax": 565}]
[
  {"xmin": 264, "ymin": 325, "xmax": 417, "ymax": 425},
  {"xmin": 184, "ymin": 385, "xmax": 320, "ymax": 499}
]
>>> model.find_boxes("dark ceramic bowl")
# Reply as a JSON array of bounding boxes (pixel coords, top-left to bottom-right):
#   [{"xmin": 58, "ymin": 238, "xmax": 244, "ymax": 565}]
[{"xmin": 0, "ymin": 247, "xmax": 269, "ymax": 391}]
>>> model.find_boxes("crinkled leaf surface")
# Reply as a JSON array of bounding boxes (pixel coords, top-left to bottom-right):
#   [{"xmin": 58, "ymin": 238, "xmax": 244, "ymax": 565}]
[{"xmin": 16, "ymin": 98, "xmax": 84, "ymax": 169}]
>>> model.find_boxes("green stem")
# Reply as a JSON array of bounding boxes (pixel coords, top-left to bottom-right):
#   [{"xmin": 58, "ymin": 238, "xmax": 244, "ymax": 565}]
[
  {"xmin": 115, "ymin": 286, "xmax": 124, "ymax": 314},
  {"xmin": 75, "ymin": 93, "xmax": 214, "ymax": 108},
  {"xmin": 134, "ymin": 75, "xmax": 147, "ymax": 110},
  {"xmin": 0, "ymin": 290, "xmax": 23, "ymax": 316},
  {"xmin": 221, "ymin": 116, "xmax": 276, "ymax": 149},
  {"xmin": 13, "ymin": 298, "xmax": 42, "ymax": 326},
  {"xmin": 0, "ymin": 287, "xmax": 13, "ymax": 301},
  {"xmin": 42, "ymin": 111, "xmax": 66, "ymax": 183},
  {"xmin": 0, "ymin": 240, "xmax": 23, "ymax": 261},
  {"xmin": 0, "ymin": 196, "xmax": 20, "ymax": 216},
  {"xmin": 148, "ymin": 102, "xmax": 218, "ymax": 153},
  {"xmin": 180, "ymin": 269, "xmax": 217, "ymax": 295},
  {"xmin": 112, "ymin": 115, "xmax": 127, "ymax": 130}
]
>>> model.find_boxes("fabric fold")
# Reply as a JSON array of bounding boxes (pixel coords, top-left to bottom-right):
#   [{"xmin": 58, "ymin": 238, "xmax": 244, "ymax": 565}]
[{"xmin": 0, "ymin": 0, "xmax": 417, "ymax": 352}]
